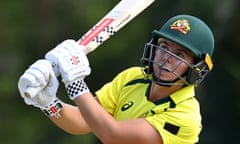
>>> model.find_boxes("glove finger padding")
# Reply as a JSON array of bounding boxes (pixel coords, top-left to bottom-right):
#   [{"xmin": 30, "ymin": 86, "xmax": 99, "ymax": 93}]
[
  {"xmin": 18, "ymin": 59, "xmax": 59, "ymax": 107},
  {"xmin": 33, "ymin": 68, "xmax": 59, "ymax": 106},
  {"xmin": 45, "ymin": 39, "xmax": 91, "ymax": 84},
  {"xmin": 18, "ymin": 60, "xmax": 52, "ymax": 98}
]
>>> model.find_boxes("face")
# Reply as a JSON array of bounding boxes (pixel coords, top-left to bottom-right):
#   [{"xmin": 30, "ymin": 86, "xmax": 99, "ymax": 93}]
[{"xmin": 153, "ymin": 38, "xmax": 195, "ymax": 83}]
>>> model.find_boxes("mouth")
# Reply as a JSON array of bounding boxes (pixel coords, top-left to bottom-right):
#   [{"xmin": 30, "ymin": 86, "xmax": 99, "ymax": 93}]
[
  {"xmin": 156, "ymin": 66, "xmax": 177, "ymax": 81},
  {"xmin": 159, "ymin": 66, "xmax": 172, "ymax": 73}
]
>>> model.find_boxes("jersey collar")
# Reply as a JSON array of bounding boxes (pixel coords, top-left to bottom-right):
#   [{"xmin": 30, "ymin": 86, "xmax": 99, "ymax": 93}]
[
  {"xmin": 170, "ymin": 84, "xmax": 195, "ymax": 104},
  {"xmin": 146, "ymin": 84, "xmax": 195, "ymax": 106}
]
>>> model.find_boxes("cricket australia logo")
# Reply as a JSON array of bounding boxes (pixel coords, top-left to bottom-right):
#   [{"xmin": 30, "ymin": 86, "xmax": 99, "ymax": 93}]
[
  {"xmin": 170, "ymin": 19, "xmax": 190, "ymax": 35},
  {"xmin": 121, "ymin": 101, "xmax": 134, "ymax": 111}
]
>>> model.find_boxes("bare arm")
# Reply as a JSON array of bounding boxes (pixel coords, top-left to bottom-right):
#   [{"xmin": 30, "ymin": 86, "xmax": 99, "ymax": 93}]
[
  {"xmin": 74, "ymin": 92, "xmax": 163, "ymax": 144},
  {"xmin": 49, "ymin": 103, "xmax": 91, "ymax": 135}
]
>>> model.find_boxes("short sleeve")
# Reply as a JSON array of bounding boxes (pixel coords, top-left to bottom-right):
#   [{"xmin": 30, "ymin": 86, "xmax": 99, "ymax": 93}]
[
  {"xmin": 145, "ymin": 100, "xmax": 202, "ymax": 144},
  {"xmin": 96, "ymin": 67, "xmax": 144, "ymax": 115}
]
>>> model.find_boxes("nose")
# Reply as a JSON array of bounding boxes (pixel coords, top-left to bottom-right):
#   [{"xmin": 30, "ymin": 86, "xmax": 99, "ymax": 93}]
[{"xmin": 157, "ymin": 50, "xmax": 172, "ymax": 66}]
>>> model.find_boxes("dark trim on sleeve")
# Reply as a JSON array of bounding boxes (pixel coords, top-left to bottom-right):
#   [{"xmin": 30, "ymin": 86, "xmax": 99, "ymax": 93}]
[{"xmin": 164, "ymin": 122, "xmax": 180, "ymax": 135}]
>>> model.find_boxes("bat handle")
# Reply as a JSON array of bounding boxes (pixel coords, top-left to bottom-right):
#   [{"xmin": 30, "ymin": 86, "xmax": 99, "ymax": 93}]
[
  {"xmin": 24, "ymin": 86, "xmax": 43, "ymax": 98},
  {"xmin": 76, "ymin": 42, "xmax": 91, "ymax": 54}
]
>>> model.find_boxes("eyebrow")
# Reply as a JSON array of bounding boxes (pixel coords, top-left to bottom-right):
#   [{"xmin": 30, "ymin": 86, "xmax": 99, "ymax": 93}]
[
  {"xmin": 177, "ymin": 48, "xmax": 189, "ymax": 54},
  {"xmin": 177, "ymin": 48, "xmax": 195, "ymax": 57},
  {"xmin": 158, "ymin": 39, "xmax": 195, "ymax": 57}
]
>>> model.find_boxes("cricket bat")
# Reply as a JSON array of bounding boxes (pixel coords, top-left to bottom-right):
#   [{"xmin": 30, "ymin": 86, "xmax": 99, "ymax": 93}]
[
  {"xmin": 23, "ymin": 0, "xmax": 156, "ymax": 98},
  {"xmin": 78, "ymin": 0, "xmax": 155, "ymax": 54}
]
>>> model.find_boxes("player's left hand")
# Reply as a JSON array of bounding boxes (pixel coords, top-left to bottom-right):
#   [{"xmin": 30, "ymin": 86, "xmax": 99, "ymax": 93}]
[
  {"xmin": 18, "ymin": 59, "xmax": 59, "ymax": 107},
  {"xmin": 45, "ymin": 39, "xmax": 91, "ymax": 84}
]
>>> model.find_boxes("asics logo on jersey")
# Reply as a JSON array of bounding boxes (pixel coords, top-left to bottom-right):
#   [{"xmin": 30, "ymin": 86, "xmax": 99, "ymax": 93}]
[{"xmin": 121, "ymin": 101, "xmax": 134, "ymax": 111}]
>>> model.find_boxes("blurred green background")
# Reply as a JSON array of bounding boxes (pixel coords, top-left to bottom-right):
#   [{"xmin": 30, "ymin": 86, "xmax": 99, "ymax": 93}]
[{"xmin": 0, "ymin": 0, "xmax": 239, "ymax": 143}]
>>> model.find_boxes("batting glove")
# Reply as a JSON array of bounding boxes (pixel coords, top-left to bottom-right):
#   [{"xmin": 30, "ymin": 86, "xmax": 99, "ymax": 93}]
[
  {"xmin": 45, "ymin": 39, "xmax": 91, "ymax": 100},
  {"xmin": 18, "ymin": 59, "xmax": 63, "ymax": 118}
]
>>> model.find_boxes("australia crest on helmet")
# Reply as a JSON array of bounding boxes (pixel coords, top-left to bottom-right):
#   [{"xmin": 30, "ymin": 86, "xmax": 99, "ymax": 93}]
[{"xmin": 170, "ymin": 19, "xmax": 190, "ymax": 35}]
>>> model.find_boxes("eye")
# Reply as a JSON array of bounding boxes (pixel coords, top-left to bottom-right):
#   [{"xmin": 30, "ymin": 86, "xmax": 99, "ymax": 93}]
[
  {"xmin": 176, "ymin": 52, "xmax": 185, "ymax": 58},
  {"xmin": 162, "ymin": 46, "xmax": 169, "ymax": 50},
  {"xmin": 159, "ymin": 44, "xmax": 169, "ymax": 51}
]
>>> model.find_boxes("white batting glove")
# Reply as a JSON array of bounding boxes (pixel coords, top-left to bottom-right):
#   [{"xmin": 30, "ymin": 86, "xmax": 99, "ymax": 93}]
[
  {"xmin": 45, "ymin": 39, "xmax": 91, "ymax": 83},
  {"xmin": 45, "ymin": 39, "xmax": 91, "ymax": 100},
  {"xmin": 18, "ymin": 60, "xmax": 62, "ymax": 117}
]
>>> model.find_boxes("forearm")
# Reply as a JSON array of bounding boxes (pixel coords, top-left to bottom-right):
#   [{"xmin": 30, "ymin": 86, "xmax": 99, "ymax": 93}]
[
  {"xmin": 74, "ymin": 92, "xmax": 163, "ymax": 144},
  {"xmin": 50, "ymin": 103, "xmax": 91, "ymax": 135},
  {"xmin": 74, "ymin": 92, "xmax": 119, "ymax": 143}
]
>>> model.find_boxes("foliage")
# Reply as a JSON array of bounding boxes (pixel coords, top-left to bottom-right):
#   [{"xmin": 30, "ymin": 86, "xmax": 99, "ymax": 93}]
[{"xmin": 0, "ymin": 0, "xmax": 239, "ymax": 143}]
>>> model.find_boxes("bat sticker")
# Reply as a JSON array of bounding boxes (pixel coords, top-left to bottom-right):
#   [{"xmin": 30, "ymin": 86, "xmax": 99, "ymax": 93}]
[{"xmin": 79, "ymin": 18, "xmax": 115, "ymax": 46}]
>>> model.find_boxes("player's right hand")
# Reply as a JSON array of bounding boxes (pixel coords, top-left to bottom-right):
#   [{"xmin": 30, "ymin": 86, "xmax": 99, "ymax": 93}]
[
  {"xmin": 45, "ymin": 39, "xmax": 91, "ymax": 100},
  {"xmin": 45, "ymin": 39, "xmax": 91, "ymax": 85},
  {"xmin": 18, "ymin": 59, "xmax": 59, "ymax": 108}
]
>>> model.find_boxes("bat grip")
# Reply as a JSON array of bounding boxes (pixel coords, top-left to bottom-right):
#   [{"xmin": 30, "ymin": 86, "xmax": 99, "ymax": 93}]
[{"xmin": 24, "ymin": 86, "xmax": 43, "ymax": 98}]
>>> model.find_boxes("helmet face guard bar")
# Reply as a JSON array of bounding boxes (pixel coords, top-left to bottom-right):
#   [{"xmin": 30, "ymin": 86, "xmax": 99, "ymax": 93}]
[{"xmin": 141, "ymin": 41, "xmax": 213, "ymax": 86}]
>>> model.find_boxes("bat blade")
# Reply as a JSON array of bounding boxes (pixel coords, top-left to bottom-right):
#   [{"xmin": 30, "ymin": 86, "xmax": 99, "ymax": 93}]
[{"xmin": 78, "ymin": 0, "xmax": 155, "ymax": 53}]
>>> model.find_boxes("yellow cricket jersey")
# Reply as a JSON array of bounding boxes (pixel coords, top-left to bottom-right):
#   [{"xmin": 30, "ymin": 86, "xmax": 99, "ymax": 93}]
[{"xmin": 96, "ymin": 67, "xmax": 202, "ymax": 144}]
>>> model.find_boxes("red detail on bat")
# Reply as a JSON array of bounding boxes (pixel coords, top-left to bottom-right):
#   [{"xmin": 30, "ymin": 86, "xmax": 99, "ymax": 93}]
[
  {"xmin": 71, "ymin": 55, "xmax": 79, "ymax": 65},
  {"xmin": 79, "ymin": 18, "xmax": 114, "ymax": 46}
]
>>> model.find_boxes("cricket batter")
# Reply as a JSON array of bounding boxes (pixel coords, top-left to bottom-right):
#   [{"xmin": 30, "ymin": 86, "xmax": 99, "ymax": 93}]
[{"xmin": 18, "ymin": 14, "xmax": 215, "ymax": 144}]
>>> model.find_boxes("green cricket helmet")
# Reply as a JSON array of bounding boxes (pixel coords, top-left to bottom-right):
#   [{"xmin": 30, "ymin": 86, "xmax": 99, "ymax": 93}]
[
  {"xmin": 153, "ymin": 14, "xmax": 214, "ymax": 58},
  {"xmin": 142, "ymin": 14, "xmax": 215, "ymax": 85}
]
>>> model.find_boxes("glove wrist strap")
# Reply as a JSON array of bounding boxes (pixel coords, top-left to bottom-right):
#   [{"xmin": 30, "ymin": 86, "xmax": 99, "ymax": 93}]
[
  {"xmin": 65, "ymin": 79, "xmax": 89, "ymax": 100},
  {"xmin": 41, "ymin": 98, "xmax": 63, "ymax": 118}
]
